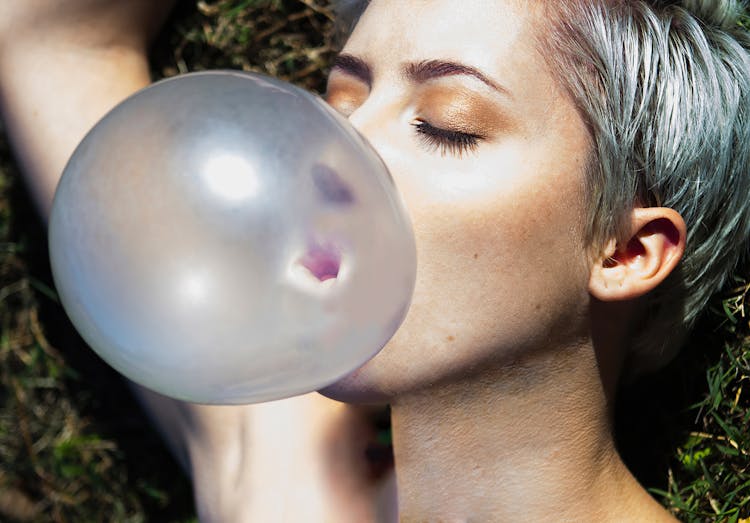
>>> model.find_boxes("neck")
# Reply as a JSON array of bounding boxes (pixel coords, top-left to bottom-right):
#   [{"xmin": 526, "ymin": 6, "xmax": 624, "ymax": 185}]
[{"xmin": 390, "ymin": 340, "xmax": 674, "ymax": 522}]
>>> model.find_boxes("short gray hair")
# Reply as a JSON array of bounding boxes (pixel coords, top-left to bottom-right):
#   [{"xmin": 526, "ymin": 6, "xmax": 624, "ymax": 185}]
[
  {"xmin": 331, "ymin": 0, "xmax": 369, "ymax": 43},
  {"xmin": 333, "ymin": 0, "xmax": 750, "ymax": 373},
  {"xmin": 541, "ymin": 0, "xmax": 750, "ymax": 372}
]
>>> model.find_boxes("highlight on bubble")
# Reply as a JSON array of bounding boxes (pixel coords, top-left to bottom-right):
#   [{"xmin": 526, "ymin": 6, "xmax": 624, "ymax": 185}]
[{"xmin": 49, "ymin": 71, "xmax": 417, "ymax": 404}]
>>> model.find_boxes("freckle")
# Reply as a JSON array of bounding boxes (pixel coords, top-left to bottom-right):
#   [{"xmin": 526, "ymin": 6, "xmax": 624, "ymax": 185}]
[
  {"xmin": 534, "ymin": 304, "xmax": 541, "ymax": 311},
  {"xmin": 447, "ymin": 335, "xmax": 455, "ymax": 342},
  {"xmin": 473, "ymin": 253, "xmax": 478, "ymax": 260}
]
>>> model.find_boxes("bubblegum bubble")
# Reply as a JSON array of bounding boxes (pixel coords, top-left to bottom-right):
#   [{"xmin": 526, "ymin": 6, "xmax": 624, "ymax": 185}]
[{"xmin": 49, "ymin": 71, "xmax": 416, "ymax": 404}]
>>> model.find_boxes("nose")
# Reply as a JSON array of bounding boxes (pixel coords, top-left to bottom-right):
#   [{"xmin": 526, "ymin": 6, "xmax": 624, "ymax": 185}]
[
  {"xmin": 346, "ymin": 98, "xmax": 380, "ymax": 144},
  {"xmin": 344, "ymin": 93, "xmax": 398, "ymax": 171}
]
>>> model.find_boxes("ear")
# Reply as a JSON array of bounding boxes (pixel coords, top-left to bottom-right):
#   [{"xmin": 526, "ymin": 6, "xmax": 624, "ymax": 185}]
[{"xmin": 589, "ymin": 208, "xmax": 686, "ymax": 301}]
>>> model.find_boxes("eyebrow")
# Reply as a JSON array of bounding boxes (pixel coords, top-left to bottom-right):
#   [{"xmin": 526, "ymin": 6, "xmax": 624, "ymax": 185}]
[
  {"xmin": 331, "ymin": 54, "xmax": 373, "ymax": 85},
  {"xmin": 405, "ymin": 60, "xmax": 512, "ymax": 97},
  {"xmin": 331, "ymin": 53, "xmax": 512, "ymax": 98}
]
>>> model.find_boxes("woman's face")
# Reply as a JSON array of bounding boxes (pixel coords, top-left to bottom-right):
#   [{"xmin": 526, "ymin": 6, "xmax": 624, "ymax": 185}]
[{"xmin": 322, "ymin": 0, "xmax": 595, "ymax": 401}]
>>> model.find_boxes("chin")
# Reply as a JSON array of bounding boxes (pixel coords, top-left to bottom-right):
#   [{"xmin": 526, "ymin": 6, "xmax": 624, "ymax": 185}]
[{"xmin": 318, "ymin": 364, "xmax": 392, "ymax": 404}]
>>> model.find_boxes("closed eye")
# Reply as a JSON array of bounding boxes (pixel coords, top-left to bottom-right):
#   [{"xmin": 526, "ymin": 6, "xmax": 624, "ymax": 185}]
[{"xmin": 412, "ymin": 120, "xmax": 482, "ymax": 157}]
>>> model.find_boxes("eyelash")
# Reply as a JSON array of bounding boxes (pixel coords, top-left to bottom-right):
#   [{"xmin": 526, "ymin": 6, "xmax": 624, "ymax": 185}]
[{"xmin": 412, "ymin": 120, "xmax": 482, "ymax": 157}]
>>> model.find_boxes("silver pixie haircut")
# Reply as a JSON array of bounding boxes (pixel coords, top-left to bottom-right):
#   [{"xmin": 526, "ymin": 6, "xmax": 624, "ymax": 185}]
[
  {"xmin": 541, "ymin": 0, "xmax": 750, "ymax": 372},
  {"xmin": 331, "ymin": 0, "xmax": 369, "ymax": 41},
  {"xmin": 333, "ymin": 0, "xmax": 750, "ymax": 373}
]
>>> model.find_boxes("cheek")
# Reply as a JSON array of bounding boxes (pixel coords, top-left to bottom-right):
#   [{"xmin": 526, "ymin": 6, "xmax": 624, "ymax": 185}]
[
  {"xmin": 326, "ymin": 113, "xmax": 594, "ymax": 398},
  {"xmin": 418, "ymin": 185, "xmax": 586, "ymax": 320},
  {"xmin": 397, "ymin": 147, "xmax": 592, "ymax": 357}
]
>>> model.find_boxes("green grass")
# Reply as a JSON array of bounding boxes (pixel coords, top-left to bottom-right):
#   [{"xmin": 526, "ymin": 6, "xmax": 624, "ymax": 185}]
[
  {"xmin": 0, "ymin": 1, "xmax": 748, "ymax": 521},
  {"xmin": 659, "ymin": 286, "xmax": 750, "ymax": 522},
  {"xmin": 152, "ymin": 0, "xmax": 337, "ymax": 92},
  {"xmin": 616, "ymin": 280, "xmax": 750, "ymax": 522}
]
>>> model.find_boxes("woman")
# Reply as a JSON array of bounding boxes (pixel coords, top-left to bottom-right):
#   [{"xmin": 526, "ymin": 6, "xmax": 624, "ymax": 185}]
[
  {"xmin": 327, "ymin": 0, "xmax": 749, "ymax": 519},
  {"xmin": 2, "ymin": 0, "xmax": 749, "ymax": 521}
]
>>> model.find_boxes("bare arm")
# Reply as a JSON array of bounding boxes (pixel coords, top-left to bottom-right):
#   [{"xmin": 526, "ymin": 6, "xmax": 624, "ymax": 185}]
[{"xmin": 0, "ymin": 2, "xmax": 394, "ymax": 520}]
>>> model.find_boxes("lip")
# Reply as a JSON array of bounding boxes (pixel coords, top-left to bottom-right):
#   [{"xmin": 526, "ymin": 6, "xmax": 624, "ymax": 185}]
[{"xmin": 297, "ymin": 241, "xmax": 341, "ymax": 282}]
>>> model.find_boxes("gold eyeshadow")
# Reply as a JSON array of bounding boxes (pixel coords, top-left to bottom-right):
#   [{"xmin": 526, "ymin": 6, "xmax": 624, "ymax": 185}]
[
  {"xmin": 325, "ymin": 73, "xmax": 369, "ymax": 116},
  {"xmin": 414, "ymin": 85, "xmax": 514, "ymax": 138}
]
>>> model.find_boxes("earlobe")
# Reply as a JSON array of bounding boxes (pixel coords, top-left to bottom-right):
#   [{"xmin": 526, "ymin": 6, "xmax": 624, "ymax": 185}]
[{"xmin": 589, "ymin": 208, "xmax": 686, "ymax": 301}]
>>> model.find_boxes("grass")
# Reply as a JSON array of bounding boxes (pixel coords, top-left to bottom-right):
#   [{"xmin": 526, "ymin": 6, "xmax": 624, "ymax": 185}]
[
  {"xmin": 0, "ymin": 1, "xmax": 748, "ymax": 521},
  {"xmin": 616, "ymin": 280, "xmax": 750, "ymax": 522},
  {"xmin": 659, "ymin": 286, "xmax": 750, "ymax": 522},
  {"xmin": 152, "ymin": 0, "xmax": 337, "ymax": 93}
]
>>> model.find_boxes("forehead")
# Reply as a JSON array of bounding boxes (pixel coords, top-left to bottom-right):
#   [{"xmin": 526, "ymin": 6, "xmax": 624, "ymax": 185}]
[
  {"xmin": 343, "ymin": 0, "xmax": 538, "ymax": 78},
  {"xmin": 341, "ymin": 0, "xmax": 572, "ymax": 136}
]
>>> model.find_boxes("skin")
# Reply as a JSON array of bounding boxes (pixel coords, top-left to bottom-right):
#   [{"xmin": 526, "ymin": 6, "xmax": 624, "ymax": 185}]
[{"xmin": 322, "ymin": 0, "xmax": 684, "ymax": 520}]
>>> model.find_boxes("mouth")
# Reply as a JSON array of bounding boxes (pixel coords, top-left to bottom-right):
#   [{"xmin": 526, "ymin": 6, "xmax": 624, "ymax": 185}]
[{"xmin": 297, "ymin": 241, "xmax": 341, "ymax": 282}]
